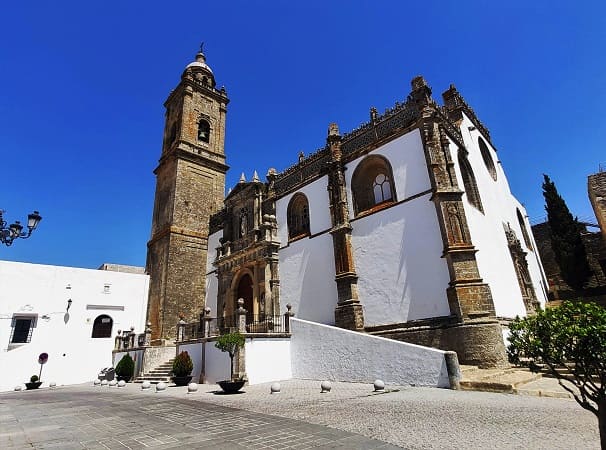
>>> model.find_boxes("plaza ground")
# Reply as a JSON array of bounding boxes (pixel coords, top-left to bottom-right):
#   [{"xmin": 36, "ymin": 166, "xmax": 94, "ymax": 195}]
[{"xmin": 0, "ymin": 380, "xmax": 599, "ymax": 449}]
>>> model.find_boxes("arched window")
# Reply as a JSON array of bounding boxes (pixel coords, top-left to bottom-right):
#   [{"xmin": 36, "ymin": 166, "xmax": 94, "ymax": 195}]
[
  {"xmin": 351, "ymin": 155, "xmax": 396, "ymax": 216},
  {"xmin": 287, "ymin": 193, "xmax": 310, "ymax": 239},
  {"xmin": 517, "ymin": 208, "xmax": 533, "ymax": 251},
  {"xmin": 478, "ymin": 137, "xmax": 497, "ymax": 181},
  {"xmin": 198, "ymin": 119, "xmax": 210, "ymax": 143},
  {"xmin": 91, "ymin": 315, "xmax": 113, "ymax": 338},
  {"xmin": 458, "ymin": 151, "xmax": 483, "ymax": 213}
]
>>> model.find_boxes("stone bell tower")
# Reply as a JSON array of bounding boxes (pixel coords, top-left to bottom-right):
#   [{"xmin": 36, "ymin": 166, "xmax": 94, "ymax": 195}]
[{"xmin": 146, "ymin": 46, "xmax": 229, "ymax": 342}]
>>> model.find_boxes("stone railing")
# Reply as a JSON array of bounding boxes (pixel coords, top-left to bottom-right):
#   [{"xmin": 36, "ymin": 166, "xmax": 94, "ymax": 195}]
[
  {"xmin": 175, "ymin": 302, "xmax": 295, "ymax": 342},
  {"xmin": 113, "ymin": 322, "xmax": 152, "ymax": 351}
]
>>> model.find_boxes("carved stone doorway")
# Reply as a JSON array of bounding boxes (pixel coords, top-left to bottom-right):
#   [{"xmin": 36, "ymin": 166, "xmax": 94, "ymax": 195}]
[{"xmin": 237, "ymin": 273, "xmax": 254, "ymax": 321}]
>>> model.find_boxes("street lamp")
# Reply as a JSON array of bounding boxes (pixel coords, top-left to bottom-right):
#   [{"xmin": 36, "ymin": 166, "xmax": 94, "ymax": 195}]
[{"xmin": 0, "ymin": 210, "xmax": 42, "ymax": 246}]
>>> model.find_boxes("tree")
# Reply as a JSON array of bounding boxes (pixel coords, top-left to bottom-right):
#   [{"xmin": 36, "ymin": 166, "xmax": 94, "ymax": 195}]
[
  {"xmin": 214, "ymin": 332, "xmax": 245, "ymax": 380},
  {"xmin": 507, "ymin": 301, "xmax": 606, "ymax": 448},
  {"xmin": 542, "ymin": 174, "xmax": 592, "ymax": 290}
]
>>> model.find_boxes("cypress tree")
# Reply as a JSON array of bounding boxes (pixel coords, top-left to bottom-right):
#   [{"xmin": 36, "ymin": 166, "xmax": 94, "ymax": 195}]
[{"xmin": 542, "ymin": 174, "xmax": 592, "ymax": 290}]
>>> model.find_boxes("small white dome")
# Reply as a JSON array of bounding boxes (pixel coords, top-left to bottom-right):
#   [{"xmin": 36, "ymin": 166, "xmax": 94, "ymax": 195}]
[{"xmin": 186, "ymin": 52, "xmax": 213, "ymax": 74}]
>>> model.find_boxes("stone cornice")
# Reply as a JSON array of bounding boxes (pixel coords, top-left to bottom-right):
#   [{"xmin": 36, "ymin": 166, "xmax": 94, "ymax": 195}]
[{"xmin": 155, "ymin": 146, "xmax": 229, "ymax": 174}]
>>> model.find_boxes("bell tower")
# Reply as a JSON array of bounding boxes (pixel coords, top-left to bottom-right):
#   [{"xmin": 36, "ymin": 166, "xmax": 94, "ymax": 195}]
[{"xmin": 146, "ymin": 46, "xmax": 229, "ymax": 342}]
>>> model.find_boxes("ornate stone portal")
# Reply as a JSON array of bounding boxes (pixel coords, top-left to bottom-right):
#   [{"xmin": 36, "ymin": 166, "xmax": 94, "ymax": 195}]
[{"xmin": 212, "ymin": 180, "xmax": 281, "ymax": 324}]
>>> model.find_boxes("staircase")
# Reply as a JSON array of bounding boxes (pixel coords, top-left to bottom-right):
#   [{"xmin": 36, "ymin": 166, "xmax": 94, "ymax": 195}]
[{"xmin": 134, "ymin": 359, "xmax": 174, "ymax": 384}]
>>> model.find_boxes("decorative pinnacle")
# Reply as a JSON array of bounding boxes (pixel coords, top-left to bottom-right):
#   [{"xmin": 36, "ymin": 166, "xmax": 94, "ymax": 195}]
[
  {"xmin": 252, "ymin": 170, "xmax": 260, "ymax": 182},
  {"xmin": 239, "ymin": 172, "xmax": 246, "ymax": 183}
]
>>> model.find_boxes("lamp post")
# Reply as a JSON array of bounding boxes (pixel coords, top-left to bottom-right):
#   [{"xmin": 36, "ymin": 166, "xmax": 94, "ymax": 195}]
[{"xmin": 0, "ymin": 210, "xmax": 42, "ymax": 246}]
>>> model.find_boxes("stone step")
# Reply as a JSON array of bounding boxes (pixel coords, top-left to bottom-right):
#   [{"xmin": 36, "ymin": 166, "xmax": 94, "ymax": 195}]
[
  {"xmin": 134, "ymin": 376, "xmax": 171, "ymax": 383},
  {"xmin": 460, "ymin": 370, "xmax": 542, "ymax": 394}
]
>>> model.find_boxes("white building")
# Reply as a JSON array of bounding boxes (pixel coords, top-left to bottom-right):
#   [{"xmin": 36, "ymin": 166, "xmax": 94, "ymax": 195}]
[{"xmin": 0, "ymin": 260, "xmax": 149, "ymax": 392}]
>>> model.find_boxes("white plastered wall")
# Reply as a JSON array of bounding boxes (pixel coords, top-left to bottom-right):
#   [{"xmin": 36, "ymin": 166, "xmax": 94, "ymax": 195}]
[
  {"xmin": 0, "ymin": 260, "xmax": 149, "ymax": 392},
  {"xmin": 277, "ymin": 176, "xmax": 337, "ymax": 322},
  {"xmin": 244, "ymin": 337, "xmax": 292, "ymax": 384},
  {"xmin": 345, "ymin": 129, "xmax": 451, "ymax": 325},
  {"xmin": 451, "ymin": 115, "xmax": 548, "ymax": 318},
  {"xmin": 177, "ymin": 342, "xmax": 204, "ymax": 383},
  {"xmin": 204, "ymin": 231, "xmax": 221, "ymax": 315},
  {"xmin": 290, "ymin": 318, "xmax": 451, "ymax": 387}
]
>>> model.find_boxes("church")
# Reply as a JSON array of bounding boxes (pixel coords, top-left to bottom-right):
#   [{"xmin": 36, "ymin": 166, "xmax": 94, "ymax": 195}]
[{"xmin": 145, "ymin": 48, "xmax": 548, "ymax": 368}]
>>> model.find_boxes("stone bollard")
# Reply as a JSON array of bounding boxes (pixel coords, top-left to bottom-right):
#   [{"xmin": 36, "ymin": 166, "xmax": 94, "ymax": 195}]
[
  {"xmin": 270, "ymin": 382, "xmax": 281, "ymax": 394},
  {"xmin": 117, "ymin": 380, "xmax": 126, "ymax": 388},
  {"xmin": 188, "ymin": 382, "xmax": 198, "ymax": 393},
  {"xmin": 373, "ymin": 380, "xmax": 385, "ymax": 392},
  {"xmin": 320, "ymin": 381, "xmax": 331, "ymax": 393},
  {"xmin": 93, "ymin": 379, "xmax": 101, "ymax": 386},
  {"xmin": 156, "ymin": 382, "xmax": 167, "ymax": 393},
  {"xmin": 141, "ymin": 381, "xmax": 151, "ymax": 390},
  {"xmin": 445, "ymin": 351, "xmax": 461, "ymax": 390},
  {"xmin": 49, "ymin": 381, "xmax": 57, "ymax": 388}
]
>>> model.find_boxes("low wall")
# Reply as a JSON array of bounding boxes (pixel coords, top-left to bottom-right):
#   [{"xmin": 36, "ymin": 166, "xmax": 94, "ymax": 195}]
[
  {"xmin": 290, "ymin": 318, "xmax": 457, "ymax": 388},
  {"xmin": 113, "ymin": 349, "xmax": 144, "ymax": 379},
  {"xmin": 245, "ymin": 337, "xmax": 292, "ymax": 384},
  {"xmin": 203, "ymin": 341, "xmax": 231, "ymax": 383},
  {"xmin": 177, "ymin": 343, "xmax": 203, "ymax": 382}
]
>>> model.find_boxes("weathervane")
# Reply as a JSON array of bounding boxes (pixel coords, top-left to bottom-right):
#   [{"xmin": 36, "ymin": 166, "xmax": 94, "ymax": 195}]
[{"xmin": 199, "ymin": 42, "xmax": 205, "ymax": 54}]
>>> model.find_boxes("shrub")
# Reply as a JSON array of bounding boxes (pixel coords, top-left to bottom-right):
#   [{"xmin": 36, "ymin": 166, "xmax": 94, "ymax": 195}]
[
  {"xmin": 115, "ymin": 353, "xmax": 135, "ymax": 379},
  {"xmin": 172, "ymin": 351, "xmax": 193, "ymax": 377},
  {"xmin": 30, "ymin": 375, "xmax": 39, "ymax": 383}
]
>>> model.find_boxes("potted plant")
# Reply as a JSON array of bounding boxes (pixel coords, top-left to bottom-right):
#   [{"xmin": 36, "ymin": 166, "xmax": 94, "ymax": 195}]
[
  {"xmin": 25, "ymin": 375, "xmax": 42, "ymax": 390},
  {"xmin": 214, "ymin": 331, "xmax": 246, "ymax": 393},
  {"xmin": 115, "ymin": 353, "xmax": 135, "ymax": 382},
  {"xmin": 171, "ymin": 351, "xmax": 193, "ymax": 386}
]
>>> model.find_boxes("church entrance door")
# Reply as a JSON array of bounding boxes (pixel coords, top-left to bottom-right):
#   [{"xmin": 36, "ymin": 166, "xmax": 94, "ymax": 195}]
[{"xmin": 236, "ymin": 274, "xmax": 254, "ymax": 322}]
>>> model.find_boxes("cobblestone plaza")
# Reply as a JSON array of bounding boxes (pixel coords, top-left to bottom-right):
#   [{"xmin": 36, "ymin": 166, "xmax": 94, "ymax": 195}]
[{"xmin": 0, "ymin": 380, "xmax": 598, "ymax": 449}]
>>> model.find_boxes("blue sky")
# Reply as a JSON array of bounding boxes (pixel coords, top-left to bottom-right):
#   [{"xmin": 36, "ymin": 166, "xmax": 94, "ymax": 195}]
[{"xmin": 1, "ymin": 1, "xmax": 604, "ymax": 269}]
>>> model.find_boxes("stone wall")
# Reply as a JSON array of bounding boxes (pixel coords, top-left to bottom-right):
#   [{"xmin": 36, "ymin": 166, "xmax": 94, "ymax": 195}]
[
  {"xmin": 531, "ymin": 221, "xmax": 606, "ymax": 305},
  {"xmin": 589, "ymin": 171, "xmax": 606, "ymax": 243}
]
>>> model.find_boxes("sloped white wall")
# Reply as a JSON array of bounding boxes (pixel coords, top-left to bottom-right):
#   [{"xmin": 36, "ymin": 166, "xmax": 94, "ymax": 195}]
[
  {"xmin": 0, "ymin": 260, "xmax": 149, "ymax": 392},
  {"xmin": 290, "ymin": 318, "xmax": 452, "ymax": 387}
]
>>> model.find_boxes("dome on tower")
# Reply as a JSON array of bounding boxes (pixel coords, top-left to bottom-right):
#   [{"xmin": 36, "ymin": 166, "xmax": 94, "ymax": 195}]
[
  {"xmin": 186, "ymin": 51, "xmax": 214, "ymax": 74},
  {"xmin": 183, "ymin": 45, "xmax": 216, "ymax": 88}
]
